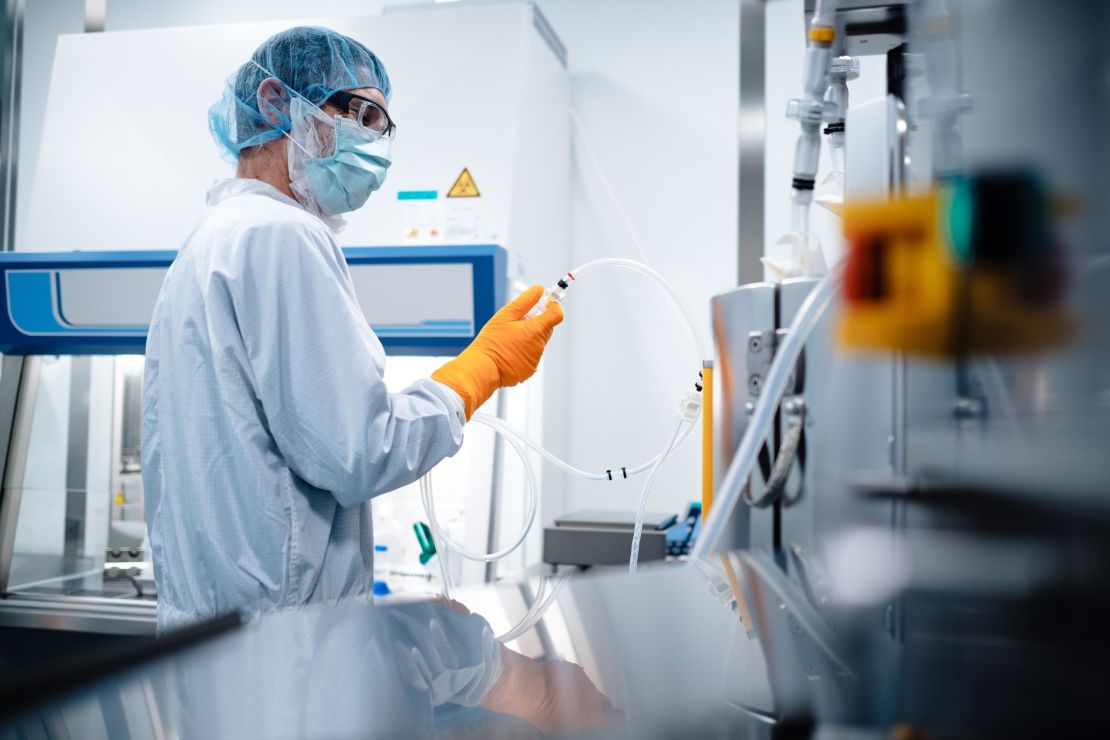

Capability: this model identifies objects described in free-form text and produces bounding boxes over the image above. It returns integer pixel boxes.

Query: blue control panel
[0,245,506,356]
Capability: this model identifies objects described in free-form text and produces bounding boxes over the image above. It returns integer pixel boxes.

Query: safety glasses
[325,90,396,138]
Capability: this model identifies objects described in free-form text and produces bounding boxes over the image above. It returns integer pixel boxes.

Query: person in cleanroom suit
[142,28,624,734]
[142,26,562,631]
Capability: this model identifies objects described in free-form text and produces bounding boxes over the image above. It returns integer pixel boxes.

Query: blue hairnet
[209,26,392,161]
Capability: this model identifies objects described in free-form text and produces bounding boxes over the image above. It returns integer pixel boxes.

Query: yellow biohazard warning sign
[446,167,481,198]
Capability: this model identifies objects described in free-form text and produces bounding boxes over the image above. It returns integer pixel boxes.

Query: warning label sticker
[446,167,481,198]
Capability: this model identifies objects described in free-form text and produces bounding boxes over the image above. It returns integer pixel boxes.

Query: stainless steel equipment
[708,1,1110,736]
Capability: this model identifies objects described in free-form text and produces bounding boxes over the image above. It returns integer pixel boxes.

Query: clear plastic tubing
[423,256,705,565]
[472,412,696,482]
[571,257,707,365]
[791,193,813,256]
[420,475,454,601]
[500,575,547,641]
[496,573,571,643]
[829,139,846,175]
[629,418,688,574]
[692,265,842,560]
[420,422,539,563]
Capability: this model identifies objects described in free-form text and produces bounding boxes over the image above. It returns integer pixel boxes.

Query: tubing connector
[678,385,703,424]
[785,98,838,128]
[786,0,841,186]
[524,274,573,319]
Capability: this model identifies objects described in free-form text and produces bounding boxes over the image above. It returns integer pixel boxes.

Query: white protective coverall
[142,178,465,631]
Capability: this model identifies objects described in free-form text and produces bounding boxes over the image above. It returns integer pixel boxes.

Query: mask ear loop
[281,123,313,158]
[248,60,342,159]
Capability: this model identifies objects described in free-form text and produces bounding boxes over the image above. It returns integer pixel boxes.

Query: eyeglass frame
[325,90,397,138]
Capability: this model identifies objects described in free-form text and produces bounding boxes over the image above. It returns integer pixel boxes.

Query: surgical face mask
[305,113,392,215]
[285,96,392,224]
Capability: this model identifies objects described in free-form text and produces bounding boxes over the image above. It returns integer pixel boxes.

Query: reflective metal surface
[0,354,37,594]
[0,559,774,739]
[0,0,23,253]
[0,591,154,636]
[737,0,766,283]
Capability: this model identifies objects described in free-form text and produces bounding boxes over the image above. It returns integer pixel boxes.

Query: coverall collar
[207,177,304,211]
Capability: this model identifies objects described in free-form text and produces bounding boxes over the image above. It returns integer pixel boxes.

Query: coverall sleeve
[387,603,504,708]
[227,219,466,507]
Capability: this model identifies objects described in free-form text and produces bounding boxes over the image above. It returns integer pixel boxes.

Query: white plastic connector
[785,98,838,126]
[828,55,860,83]
[677,387,703,423]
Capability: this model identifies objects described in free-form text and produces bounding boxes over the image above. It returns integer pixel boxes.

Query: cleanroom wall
[537,0,739,522]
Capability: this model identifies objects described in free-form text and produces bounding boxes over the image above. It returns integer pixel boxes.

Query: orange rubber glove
[432,285,564,419]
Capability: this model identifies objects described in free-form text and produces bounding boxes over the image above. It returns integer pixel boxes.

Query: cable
[741,422,803,509]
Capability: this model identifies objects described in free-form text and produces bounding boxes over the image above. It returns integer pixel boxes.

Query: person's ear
[256,77,290,126]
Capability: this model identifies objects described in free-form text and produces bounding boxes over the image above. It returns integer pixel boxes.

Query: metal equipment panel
[711,282,776,552]
[778,278,821,570]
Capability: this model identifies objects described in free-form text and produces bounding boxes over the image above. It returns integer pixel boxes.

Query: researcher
[141,27,563,632]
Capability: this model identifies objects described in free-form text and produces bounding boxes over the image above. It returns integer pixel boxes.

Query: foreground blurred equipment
[839,175,1073,356]
[701,0,1110,737]
[0,600,624,738]
[0,561,787,739]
